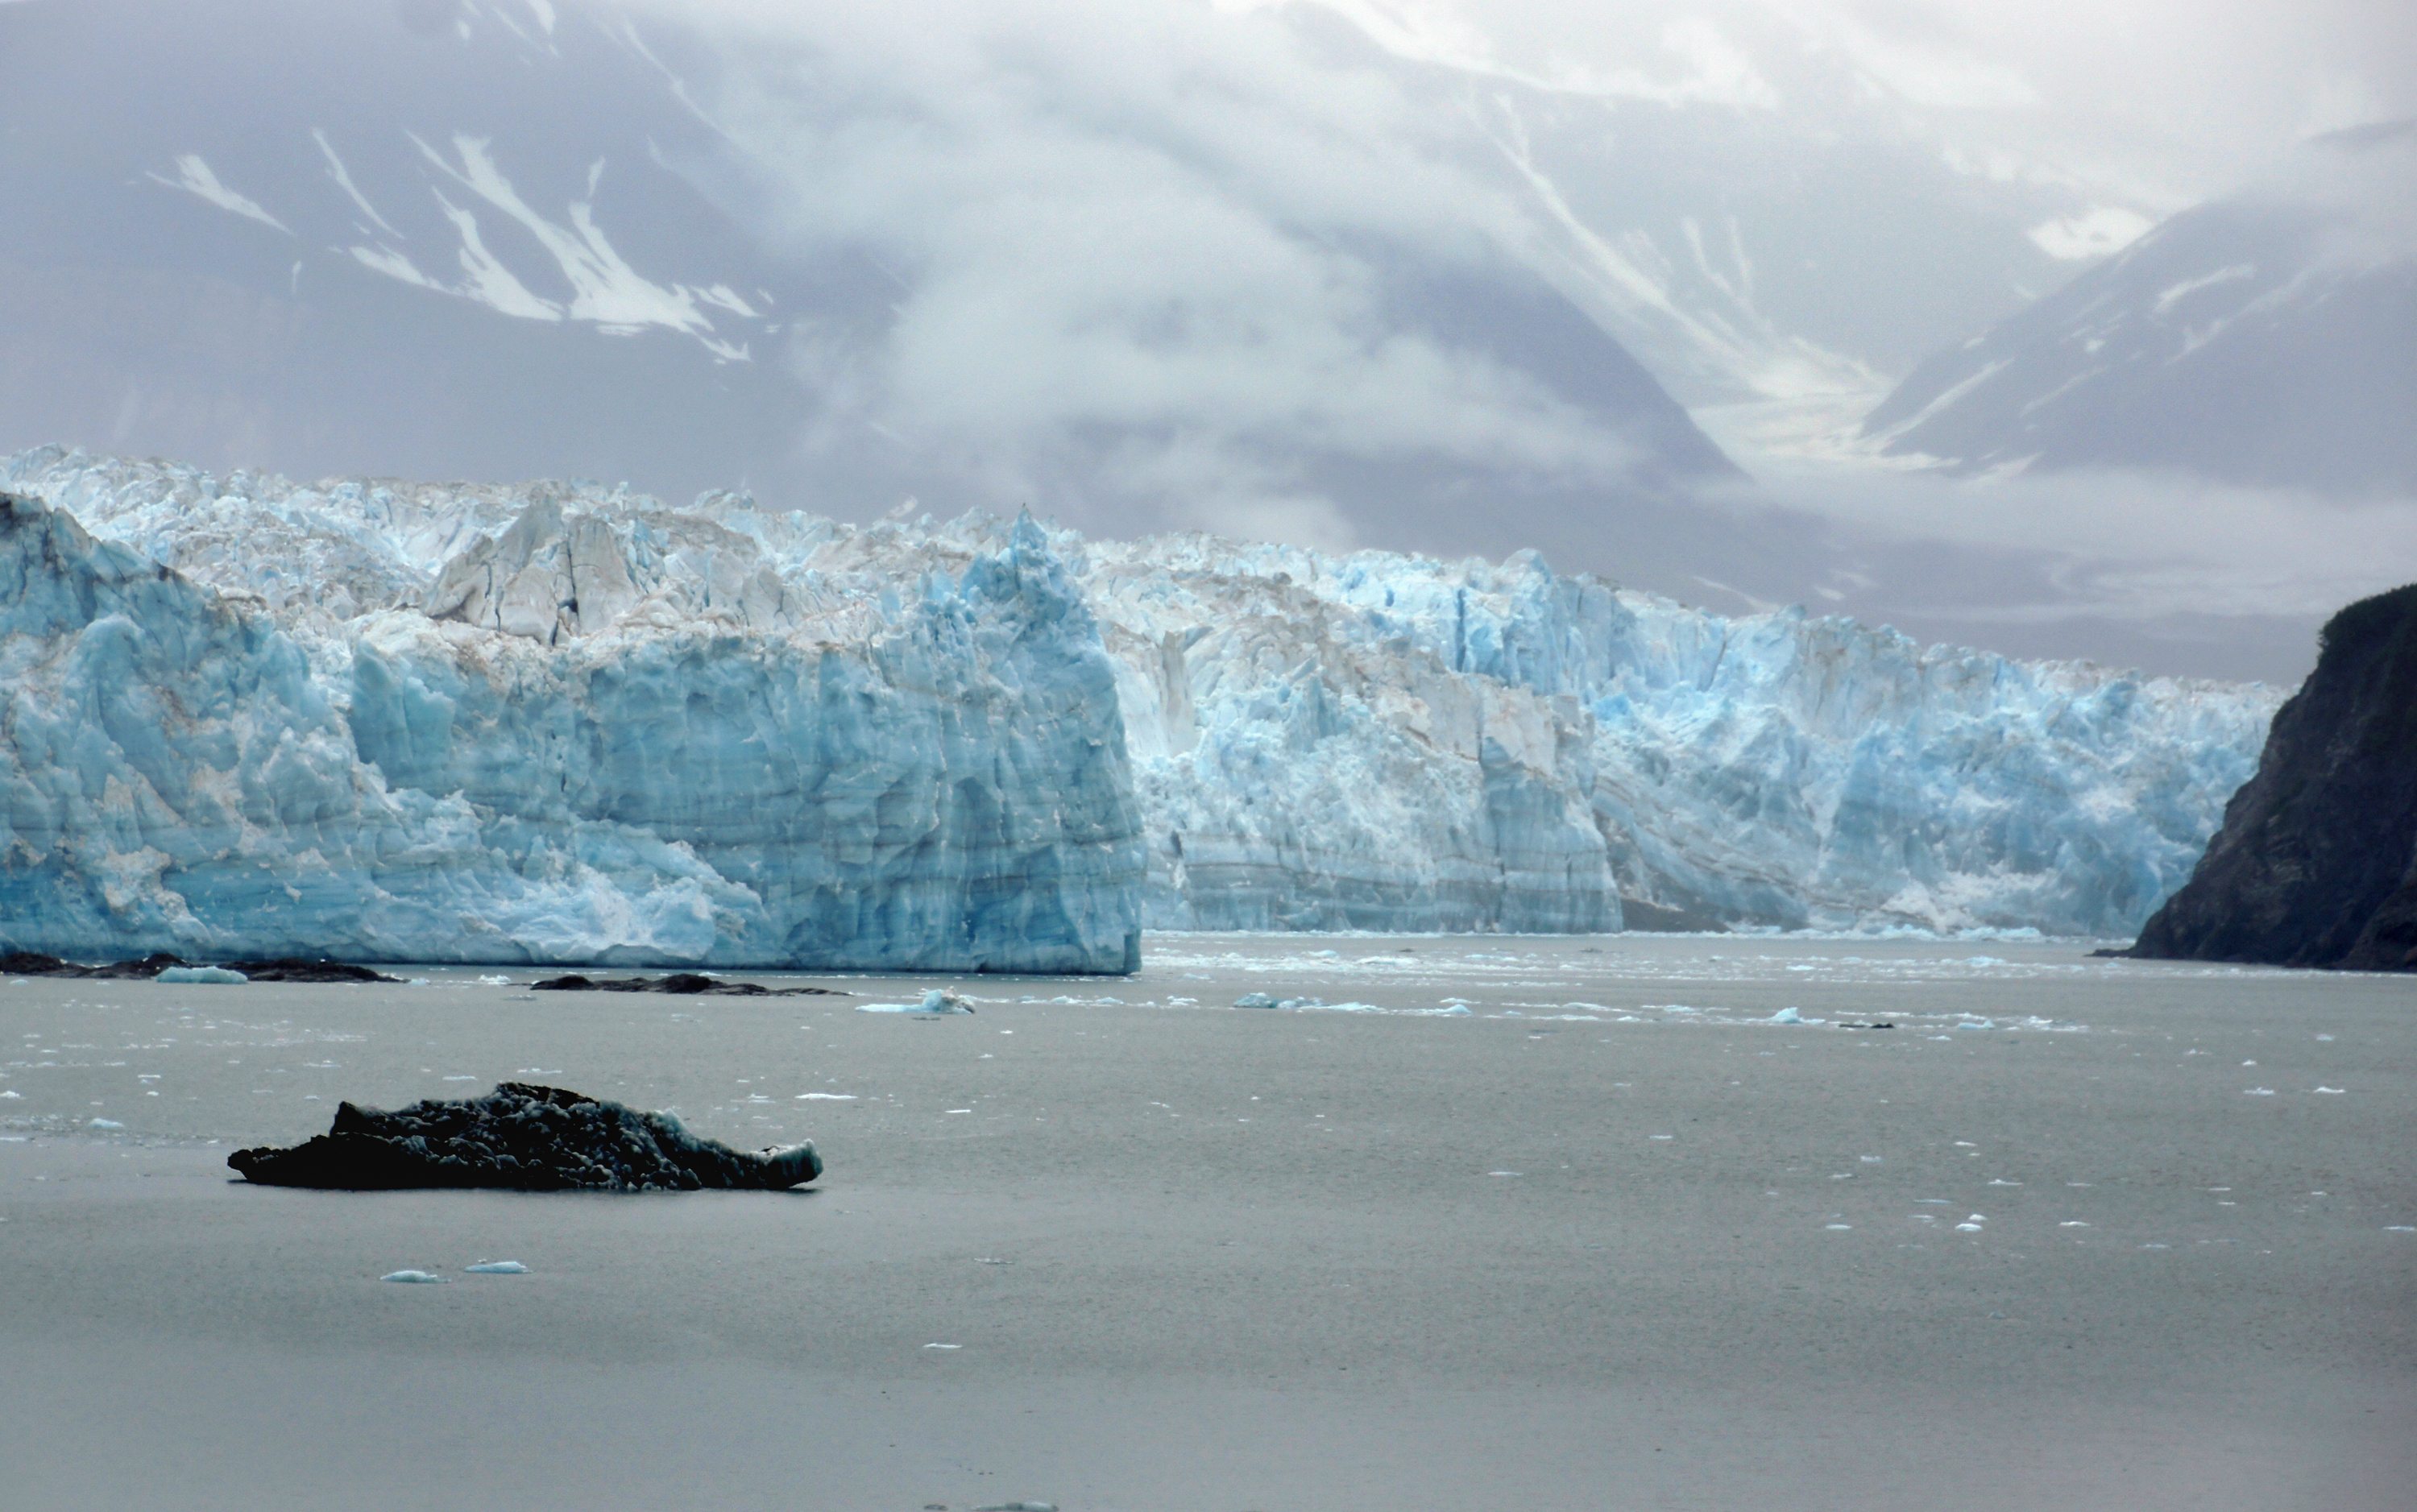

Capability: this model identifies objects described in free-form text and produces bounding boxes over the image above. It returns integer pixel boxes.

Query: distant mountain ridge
[0,0,1736,551]
[1863,123,2417,495]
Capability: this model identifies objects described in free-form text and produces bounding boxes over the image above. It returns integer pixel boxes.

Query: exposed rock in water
[223,958,402,983]
[0,951,400,981]
[227,1083,823,1191]
[529,973,847,996]
[2126,584,2417,971]
[0,950,193,979]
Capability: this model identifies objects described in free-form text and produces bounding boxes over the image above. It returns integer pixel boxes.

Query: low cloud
[640,0,1654,540]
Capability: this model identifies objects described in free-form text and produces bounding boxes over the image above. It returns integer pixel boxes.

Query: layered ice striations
[5,446,2278,950]
[0,449,1142,971]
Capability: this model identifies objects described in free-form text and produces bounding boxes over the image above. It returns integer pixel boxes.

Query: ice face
[3,446,2278,947]
[1089,535,2279,936]
[0,455,1142,971]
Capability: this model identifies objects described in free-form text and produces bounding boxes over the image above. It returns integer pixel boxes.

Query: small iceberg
[1768,1007,1802,1025]
[857,988,975,1014]
[158,966,247,985]
[463,1260,528,1274]
[380,1270,448,1284]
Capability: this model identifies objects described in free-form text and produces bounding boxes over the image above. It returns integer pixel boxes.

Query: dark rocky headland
[2126,583,2417,970]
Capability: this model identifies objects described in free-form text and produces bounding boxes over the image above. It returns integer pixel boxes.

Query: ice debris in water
[380,1270,447,1284]
[88,1116,125,1129]
[463,1261,528,1274]
[157,966,247,985]
[1769,1007,1801,1024]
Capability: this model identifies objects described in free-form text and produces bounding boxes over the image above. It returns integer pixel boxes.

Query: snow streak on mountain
[1864,124,2417,495]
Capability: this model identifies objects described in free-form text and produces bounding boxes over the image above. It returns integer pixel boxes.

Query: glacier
[2,446,2281,962]
[1088,534,2278,935]
[0,451,1142,971]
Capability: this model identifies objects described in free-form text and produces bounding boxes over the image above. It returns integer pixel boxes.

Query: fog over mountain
[1865,123,2417,495]
[2,0,2410,682]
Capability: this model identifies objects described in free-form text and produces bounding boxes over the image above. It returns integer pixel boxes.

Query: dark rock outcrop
[229,1082,823,1191]
[529,973,847,996]
[223,958,403,983]
[1,950,400,981]
[2127,584,2417,970]
[2,950,193,979]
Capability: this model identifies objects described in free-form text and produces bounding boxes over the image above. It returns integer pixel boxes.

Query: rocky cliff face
[2128,585,2417,970]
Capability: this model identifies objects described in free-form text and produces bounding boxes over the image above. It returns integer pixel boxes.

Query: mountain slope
[1862,124,2417,495]
[0,0,1737,553]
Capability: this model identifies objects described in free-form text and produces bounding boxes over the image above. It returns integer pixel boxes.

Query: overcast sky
[6,0,2411,681]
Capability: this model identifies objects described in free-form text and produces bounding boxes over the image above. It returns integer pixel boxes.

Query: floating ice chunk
[158,966,247,984]
[2312,1086,2345,1094]
[1826,1223,1852,1230]
[1859,1155,1883,1163]
[463,1260,528,1274]
[2142,1243,2170,1249]
[795,1092,856,1100]
[479,975,512,985]
[858,990,974,1014]
[1988,1179,2022,1187]
[0,1090,18,1099]
[1956,1017,1995,1030]
[1955,1223,1984,1232]
[380,1270,448,1283]
[2244,1087,2274,1096]
[1308,950,1339,959]
[1768,1007,1802,1024]
[1233,992,1279,1009]
[88,1116,124,1128]
[2387,1226,2415,1233]
[1487,1170,1522,1177]
[1432,1005,1473,1016]
[922,1342,963,1349]
[2059,1221,2090,1228]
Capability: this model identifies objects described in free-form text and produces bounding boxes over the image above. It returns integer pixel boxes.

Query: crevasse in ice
[2,446,2280,951]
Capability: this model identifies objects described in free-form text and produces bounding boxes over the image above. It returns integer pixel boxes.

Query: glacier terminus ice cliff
[2,447,2282,963]
[0,454,1142,971]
